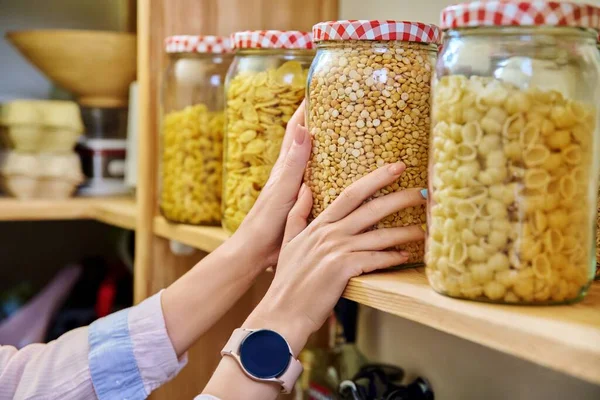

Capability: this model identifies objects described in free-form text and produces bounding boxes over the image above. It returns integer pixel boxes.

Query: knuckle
[365,199,383,217]
[374,227,389,243]
[341,185,357,202]
[283,153,299,170]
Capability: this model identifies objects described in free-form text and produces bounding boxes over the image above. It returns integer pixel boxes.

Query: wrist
[218,229,269,277]
[243,298,312,357]
[230,220,278,272]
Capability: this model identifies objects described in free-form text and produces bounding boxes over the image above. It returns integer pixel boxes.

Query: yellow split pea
[306,41,434,264]
[222,61,308,233]
[160,104,224,225]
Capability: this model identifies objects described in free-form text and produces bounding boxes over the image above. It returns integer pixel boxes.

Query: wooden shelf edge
[0,197,137,230]
[343,268,600,386]
[92,197,138,230]
[0,198,97,221]
[153,216,230,252]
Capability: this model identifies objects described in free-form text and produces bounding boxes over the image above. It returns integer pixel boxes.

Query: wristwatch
[221,328,303,394]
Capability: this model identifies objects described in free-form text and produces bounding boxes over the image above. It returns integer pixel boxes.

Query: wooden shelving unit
[0,197,137,230]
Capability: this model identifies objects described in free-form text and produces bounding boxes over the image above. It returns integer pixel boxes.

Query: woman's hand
[243,162,427,354]
[162,104,310,357]
[203,163,426,400]
[230,101,311,270]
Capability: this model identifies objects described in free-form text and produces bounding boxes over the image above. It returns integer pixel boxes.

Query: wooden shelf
[92,197,137,230]
[0,197,137,230]
[344,268,600,386]
[153,216,229,253]
[149,216,600,384]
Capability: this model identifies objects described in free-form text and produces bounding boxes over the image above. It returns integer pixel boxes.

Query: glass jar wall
[427,1,600,304]
[160,36,232,225]
[306,20,441,266]
[596,36,600,280]
[222,30,314,233]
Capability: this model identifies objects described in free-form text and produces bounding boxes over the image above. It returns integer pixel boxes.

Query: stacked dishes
[0,100,83,198]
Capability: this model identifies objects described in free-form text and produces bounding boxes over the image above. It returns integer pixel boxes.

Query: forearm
[162,232,266,357]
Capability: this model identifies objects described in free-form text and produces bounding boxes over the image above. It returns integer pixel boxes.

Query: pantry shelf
[153,216,230,252]
[0,196,137,230]
[344,268,600,386]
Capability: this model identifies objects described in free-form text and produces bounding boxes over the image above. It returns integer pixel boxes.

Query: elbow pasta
[222,61,308,233]
[306,41,436,264]
[427,75,597,303]
[160,104,224,225]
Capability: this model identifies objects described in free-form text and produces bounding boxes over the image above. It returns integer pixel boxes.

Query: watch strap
[221,328,249,355]
[221,328,302,394]
[278,354,303,393]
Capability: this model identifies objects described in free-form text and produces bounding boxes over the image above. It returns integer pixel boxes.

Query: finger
[267,125,311,205]
[278,99,306,160]
[347,250,410,276]
[342,188,426,233]
[282,184,313,245]
[319,162,406,223]
[349,225,425,252]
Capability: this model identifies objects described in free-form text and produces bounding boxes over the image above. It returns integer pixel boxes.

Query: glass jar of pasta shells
[306,20,442,266]
[427,1,600,304]
[222,30,314,233]
[160,35,233,225]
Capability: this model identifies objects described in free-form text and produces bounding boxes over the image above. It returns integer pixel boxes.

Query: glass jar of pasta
[222,30,314,233]
[306,20,442,266]
[427,1,600,304]
[160,35,233,225]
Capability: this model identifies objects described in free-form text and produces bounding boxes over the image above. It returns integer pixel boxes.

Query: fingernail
[420,188,428,199]
[399,250,410,257]
[294,124,305,145]
[388,162,405,175]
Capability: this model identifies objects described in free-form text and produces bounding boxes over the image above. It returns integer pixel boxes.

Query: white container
[0,100,83,152]
[77,138,129,196]
[0,151,83,199]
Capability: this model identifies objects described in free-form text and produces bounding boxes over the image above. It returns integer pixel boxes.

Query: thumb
[283,184,313,245]
[276,124,311,200]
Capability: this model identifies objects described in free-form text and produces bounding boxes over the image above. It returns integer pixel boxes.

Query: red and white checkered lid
[232,30,314,50]
[441,1,600,30]
[165,35,232,54]
[312,20,442,44]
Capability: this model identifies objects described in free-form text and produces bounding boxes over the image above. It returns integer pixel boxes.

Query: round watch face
[239,329,291,379]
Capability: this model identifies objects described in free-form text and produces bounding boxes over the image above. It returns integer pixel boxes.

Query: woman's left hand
[231,101,311,269]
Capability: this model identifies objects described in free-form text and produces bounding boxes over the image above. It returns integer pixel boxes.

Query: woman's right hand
[243,161,427,354]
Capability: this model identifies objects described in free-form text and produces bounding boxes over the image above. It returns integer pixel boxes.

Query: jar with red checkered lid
[305,20,442,267]
[159,35,233,225]
[427,1,600,304]
[222,30,314,233]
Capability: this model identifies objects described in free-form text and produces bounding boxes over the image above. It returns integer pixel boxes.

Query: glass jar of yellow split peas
[222,30,314,233]
[159,35,233,225]
[427,1,600,304]
[306,20,442,266]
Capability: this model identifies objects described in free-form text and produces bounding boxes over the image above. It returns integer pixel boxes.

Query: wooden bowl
[6,30,137,108]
